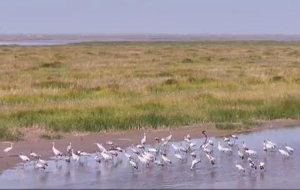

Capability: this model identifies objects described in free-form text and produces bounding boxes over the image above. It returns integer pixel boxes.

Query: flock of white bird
[2,130,295,174]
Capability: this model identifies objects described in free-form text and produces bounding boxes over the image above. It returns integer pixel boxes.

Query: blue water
[0,126,299,189]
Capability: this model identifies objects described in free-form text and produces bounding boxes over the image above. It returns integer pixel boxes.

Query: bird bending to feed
[259,162,265,170]
[236,164,245,172]
[238,148,244,160]
[190,158,201,170]
[206,153,215,165]
[129,159,138,169]
[242,141,249,151]
[190,151,196,158]
[154,160,164,167]
[278,149,290,157]
[227,141,234,147]
[174,153,184,161]
[285,143,294,154]
[30,151,39,159]
[231,134,238,140]
[245,149,258,157]
[223,137,230,142]
[3,143,13,153]
[38,157,48,166]
[36,162,46,170]
[161,153,172,165]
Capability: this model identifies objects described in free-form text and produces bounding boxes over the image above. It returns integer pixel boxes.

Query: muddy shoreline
[1,119,300,174]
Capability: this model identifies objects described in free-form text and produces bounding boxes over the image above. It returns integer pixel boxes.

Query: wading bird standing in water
[52,142,63,161]
[19,153,30,168]
[141,133,146,145]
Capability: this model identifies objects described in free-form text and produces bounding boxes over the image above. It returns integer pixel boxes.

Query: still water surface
[0,126,299,189]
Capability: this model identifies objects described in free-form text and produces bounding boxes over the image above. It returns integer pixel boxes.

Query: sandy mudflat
[0,119,299,174]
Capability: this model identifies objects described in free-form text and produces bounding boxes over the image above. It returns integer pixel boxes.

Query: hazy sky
[0,0,299,34]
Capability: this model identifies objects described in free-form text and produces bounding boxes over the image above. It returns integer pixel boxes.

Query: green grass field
[1,41,300,140]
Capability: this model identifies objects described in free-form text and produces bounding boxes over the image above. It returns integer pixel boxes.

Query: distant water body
[0,40,80,46]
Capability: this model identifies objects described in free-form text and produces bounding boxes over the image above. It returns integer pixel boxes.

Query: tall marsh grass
[1,42,300,140]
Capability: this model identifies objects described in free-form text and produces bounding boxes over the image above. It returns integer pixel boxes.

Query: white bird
[249,162,257,170]
[190,158,201,170]
[184,137,191,143]
[190,151,196,158]
[247,158,257,169]
[231,134,238,140]
[208,138,214,146]
[52,142,63,159]
[166,134,172,141]
[223,137,230,142]
[186,134,191,140]
[129,160,138,169]
[203,146,213,154]
[108,150,119,157]
[94,154,101,163]
[19,153,30,166]
[172,143,180,152]
[138,155,149,166]
[95,143,107,152]
[141,132,146,145]
[227,141,234,147]
[65,155,71,163]
[71,149,80,162]
[218,142,232,153]
[78,150,91,157]
[218,141,223,151]
[161,154,172,164]
[266,140,277,148]
[101,151,113,161]
[123,152,132,160]
[259,162,265,170]
[67,142,72,154]
[206,153,215,165]
[143,151,155,161]
[179,144,188,153]
[106,141,114,145]
[285,144,294,154]
[235,164,245,172]
[136,144,145,149]
[245,149,258,157]
[38,157,48,166]
[238,148,244,160]
[36,162,46,170]
[242,141,249,151]
[174,153,184,161]
[264,140,276,150]
[131,145,140,155]
[278,149,290,157]
[154,160,165,167]
[116,146,123,152]
[189,142,197,149]
[222,147,233,153]
[147,147,158,153]
[3,143,13,153]
[30,151,39,159]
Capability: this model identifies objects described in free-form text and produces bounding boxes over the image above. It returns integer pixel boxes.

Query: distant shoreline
[1,34,300,46]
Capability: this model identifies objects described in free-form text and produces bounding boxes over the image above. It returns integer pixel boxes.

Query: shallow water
[0,126,299,189]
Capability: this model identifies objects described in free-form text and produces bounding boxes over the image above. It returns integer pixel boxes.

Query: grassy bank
[1,41,300,140]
